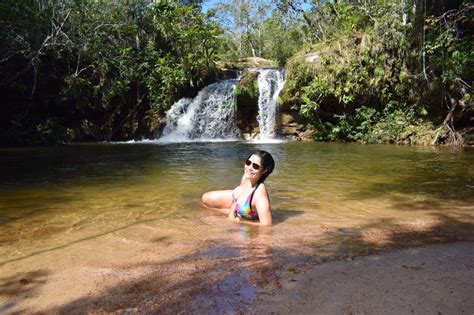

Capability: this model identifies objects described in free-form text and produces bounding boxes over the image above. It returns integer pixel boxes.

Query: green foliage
[0,0,222,145]
[236,72,259,99]
[260,13,306,66]
[213,0,305,65]
[311,104,435,144]
[424,3,474,99]
[287,2,413,111]
[368,104,435,145]
[282,0,472,144]
[308,106,378,142]
[35,118,76,145]
[2,0,471,146]
[6,118,75,146]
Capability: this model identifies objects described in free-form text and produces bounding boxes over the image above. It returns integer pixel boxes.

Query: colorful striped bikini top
[232,183,260,220]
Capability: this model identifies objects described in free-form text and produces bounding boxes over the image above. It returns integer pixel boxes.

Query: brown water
[0,142,473,313]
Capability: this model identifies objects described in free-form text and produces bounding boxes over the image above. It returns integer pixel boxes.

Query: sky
[201,0,313,14]
[201,0,221,13]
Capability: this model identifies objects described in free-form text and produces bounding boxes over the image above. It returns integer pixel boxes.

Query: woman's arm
[228,200,237,220]
[254,185,272,226]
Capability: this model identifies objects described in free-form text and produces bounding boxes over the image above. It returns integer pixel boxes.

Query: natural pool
[1,142,473,312]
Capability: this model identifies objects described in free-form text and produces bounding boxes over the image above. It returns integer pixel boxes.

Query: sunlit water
[0,142,473,312]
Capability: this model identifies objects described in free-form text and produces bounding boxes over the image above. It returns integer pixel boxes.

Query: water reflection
[0,142,473,312]
[1,142,473,257]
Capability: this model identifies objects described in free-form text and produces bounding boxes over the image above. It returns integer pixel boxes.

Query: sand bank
[256,242,474,314]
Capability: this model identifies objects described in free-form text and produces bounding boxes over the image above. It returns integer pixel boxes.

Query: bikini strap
[248,182,261,208]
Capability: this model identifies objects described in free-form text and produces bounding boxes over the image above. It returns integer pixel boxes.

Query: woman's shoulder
[255,182,269,196]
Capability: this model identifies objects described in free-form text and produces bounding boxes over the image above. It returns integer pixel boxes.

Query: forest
[0,0,472,146]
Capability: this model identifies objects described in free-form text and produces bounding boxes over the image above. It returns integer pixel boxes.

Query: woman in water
[202,150,275,226]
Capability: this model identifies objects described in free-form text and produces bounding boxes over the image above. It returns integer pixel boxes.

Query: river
[0,142,473,312]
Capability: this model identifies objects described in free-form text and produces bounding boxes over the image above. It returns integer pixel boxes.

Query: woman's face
[244,154,263,181]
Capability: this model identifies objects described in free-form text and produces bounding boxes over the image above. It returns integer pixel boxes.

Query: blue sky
[201,0,220,13]
[201,0,313,14]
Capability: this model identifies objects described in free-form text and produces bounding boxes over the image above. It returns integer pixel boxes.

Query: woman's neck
[245,178,259,188]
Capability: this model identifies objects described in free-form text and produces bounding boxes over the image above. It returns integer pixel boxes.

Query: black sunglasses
[245,159,261,170]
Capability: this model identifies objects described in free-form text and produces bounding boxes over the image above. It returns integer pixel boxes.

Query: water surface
[1,142,473,312]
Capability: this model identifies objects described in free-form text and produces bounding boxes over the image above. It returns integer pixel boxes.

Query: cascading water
[158,68,285,142]
[158,80,239,142]
[253,69,286,140]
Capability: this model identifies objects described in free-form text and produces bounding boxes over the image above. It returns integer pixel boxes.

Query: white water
[158,80,239,143]
[254,69,286,140]
[158,68,285,143]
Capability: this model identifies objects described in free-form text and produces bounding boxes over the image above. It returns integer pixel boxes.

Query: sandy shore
[255,242,474,314]
[1,239,473,314]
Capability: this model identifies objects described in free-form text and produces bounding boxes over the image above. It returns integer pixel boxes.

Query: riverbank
[1,241,472,314]
[256,241,474,314]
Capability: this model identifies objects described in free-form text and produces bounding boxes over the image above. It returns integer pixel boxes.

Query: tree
[213,0,272,58]
[0,0,223,145]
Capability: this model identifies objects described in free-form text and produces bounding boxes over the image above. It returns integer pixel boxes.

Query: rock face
[235,71,260,137]
[276,84,315,141]
[277,110,315,141]
[217,57,277,71]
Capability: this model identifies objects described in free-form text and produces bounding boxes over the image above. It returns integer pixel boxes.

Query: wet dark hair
[247,150,275,183]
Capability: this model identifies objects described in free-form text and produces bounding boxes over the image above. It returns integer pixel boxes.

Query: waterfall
[158,80,239,142]
[254,69,286,140]
[157,68,285,143]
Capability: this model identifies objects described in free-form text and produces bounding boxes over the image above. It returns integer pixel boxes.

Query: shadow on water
[0,219,159,267]
[24,212,474,314]
[13,227,277,314]
[347,176,474,206]
[0,269,50,313]
[342,147,474,207]
[0,142,230,191]
[272,209,305,225]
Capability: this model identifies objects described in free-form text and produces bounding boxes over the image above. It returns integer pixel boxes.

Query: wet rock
[299,130,316,140]
[242,132,259,141]
[142,109,167,138]
[276,112,315,141]
[236,71,260,134]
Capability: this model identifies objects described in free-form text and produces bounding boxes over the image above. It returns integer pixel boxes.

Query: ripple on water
[0,142,473,312]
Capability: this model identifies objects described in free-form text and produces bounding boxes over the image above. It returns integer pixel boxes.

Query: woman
[202,150,275,226]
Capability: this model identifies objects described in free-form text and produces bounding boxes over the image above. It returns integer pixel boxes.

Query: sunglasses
[245,159,261,170]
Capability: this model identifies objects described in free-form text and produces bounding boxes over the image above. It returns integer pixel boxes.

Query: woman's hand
[229,214,240,223]
[228,209,240,222]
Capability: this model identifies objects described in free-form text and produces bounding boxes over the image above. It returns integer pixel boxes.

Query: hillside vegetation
[0,0,221,145]
[0,0,472,146]
[278,1,473,145]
